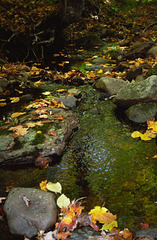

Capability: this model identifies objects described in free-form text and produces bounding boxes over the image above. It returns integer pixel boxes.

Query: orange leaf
[49,131,58,136]
[54,115,64,120]
[57,232,72,240]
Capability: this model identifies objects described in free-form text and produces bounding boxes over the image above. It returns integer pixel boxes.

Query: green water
[0,85,157,238]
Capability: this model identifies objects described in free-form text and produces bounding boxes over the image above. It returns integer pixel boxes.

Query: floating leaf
[140,132,152,141]
[46,182,62,194]
[131,131,142,138]
[57,194,70,208]
[11,112,26,118]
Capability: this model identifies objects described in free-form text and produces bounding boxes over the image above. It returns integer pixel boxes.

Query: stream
[0,62,157,239]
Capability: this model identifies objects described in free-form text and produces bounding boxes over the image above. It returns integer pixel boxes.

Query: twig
[143,21,157,32]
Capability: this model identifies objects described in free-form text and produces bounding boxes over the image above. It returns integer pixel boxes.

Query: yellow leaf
[57,194,70,208]
[0,102,7,107]
[101,220,118,231]
[57,89,67,93]
[34,80,45,87]
[37,131,42,134]
[140,132,152,141]
[97,69,103,74]
[46,182,62,194]
[10,97,20,103]
[147,119,157,132]
[42,91,51,95]
[11,112,26,118]
[40,180,48,191]
[153,155,157,158]
[131,131,142,138]
[0,99,6,102]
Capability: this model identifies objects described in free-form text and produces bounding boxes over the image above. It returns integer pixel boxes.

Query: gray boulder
[135,228,157,240]
[147,46,157,58]
[95,77,127,95]
[4,188,57,238]
[125,102,157,123]
[125,41,155,60]
[113,75,157,108]
[57,95,77,108]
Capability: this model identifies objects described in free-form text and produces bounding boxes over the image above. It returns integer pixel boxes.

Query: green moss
[31,133,45,145]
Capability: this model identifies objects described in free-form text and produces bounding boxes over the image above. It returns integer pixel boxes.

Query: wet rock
[4,187,57,238]
[0,109,79,165]
[126,66,142,81]
[68,88,81,98]
[134,228,157,240]
[125,41,156,60]
[85,64,113,72]
[113,75,157,108]
[57,95,77,108]
[146,46,157,58]
[95,77,127,95]
[125,102,157,123]
[100,28,108,38]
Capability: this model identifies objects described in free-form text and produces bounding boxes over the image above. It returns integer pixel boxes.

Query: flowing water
[0,77,157,238]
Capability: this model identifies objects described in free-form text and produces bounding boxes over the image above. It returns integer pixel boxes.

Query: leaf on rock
[11,112,26,118]
[26,121,43,128]
[101,220,118,231]
[34,80,45,87]
[57,231,72,240]
[119,228,132,240]
[46,182,62,194]
[10,97,20,103]
[49,131,58,136]
[57,89,67,92]
[40,180,48,191]
[9,125,28,138]
[57,194,70,208]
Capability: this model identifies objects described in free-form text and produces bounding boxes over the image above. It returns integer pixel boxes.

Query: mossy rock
[146,64,157,78]
[76,33,104,49]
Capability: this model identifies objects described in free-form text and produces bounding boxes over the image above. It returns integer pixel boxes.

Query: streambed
[0,84,157,239]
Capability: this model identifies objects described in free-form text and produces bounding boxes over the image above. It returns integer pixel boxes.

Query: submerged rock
[135,228,157,240]
[125,102,157,123]
[3,187,57,238]
[113,75,157,108]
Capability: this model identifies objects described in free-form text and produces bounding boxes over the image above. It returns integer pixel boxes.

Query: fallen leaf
[57,194,70,208]
[11,112,26,118]
[23,195,31,207]
[34,80,45,87]
[57,89,67,93]
[49,131,58,136]
[40,180,48,191]
[46,182,62,194]
[131,131,142,138]
[140,132,152,141]
[10,97,20,103]
[57,231,72,240]
[54,116,64,120]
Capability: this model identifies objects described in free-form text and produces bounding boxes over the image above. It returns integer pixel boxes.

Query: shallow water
[0,85,157,239]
